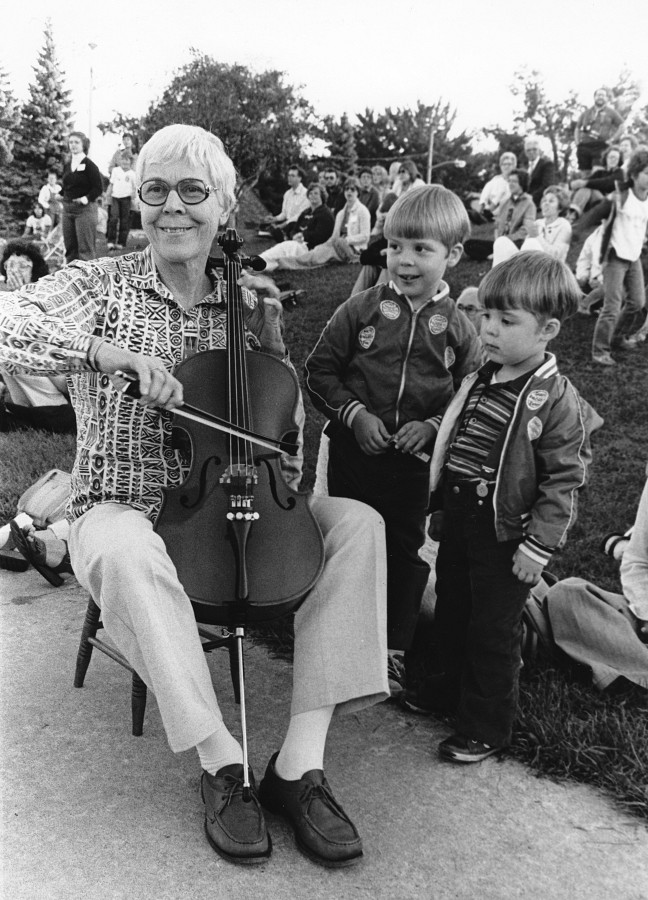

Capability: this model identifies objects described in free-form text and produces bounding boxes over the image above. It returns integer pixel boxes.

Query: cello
[135,229,325,794]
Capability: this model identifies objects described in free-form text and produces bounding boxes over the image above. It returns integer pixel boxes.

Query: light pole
[88,43,98,138]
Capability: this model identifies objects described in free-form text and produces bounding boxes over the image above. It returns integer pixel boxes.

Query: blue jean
[433,481,530,747]
[62,201,98,263]
[107,197,132,246]
[592,249,646,355]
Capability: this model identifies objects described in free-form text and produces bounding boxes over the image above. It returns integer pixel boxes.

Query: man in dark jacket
[524,136,557,209]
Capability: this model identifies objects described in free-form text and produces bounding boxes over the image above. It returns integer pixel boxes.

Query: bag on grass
[16,469,71,528]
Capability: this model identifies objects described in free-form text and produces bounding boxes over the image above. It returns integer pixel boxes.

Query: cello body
[154,344,324,625]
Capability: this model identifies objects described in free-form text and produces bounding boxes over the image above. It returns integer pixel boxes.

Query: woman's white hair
[136,124,237,215]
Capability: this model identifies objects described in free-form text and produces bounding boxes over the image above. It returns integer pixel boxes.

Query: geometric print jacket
[0,246,290,522]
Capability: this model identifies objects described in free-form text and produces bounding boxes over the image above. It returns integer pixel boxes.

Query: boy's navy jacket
[304,281,482,436]
[429,354,604,565]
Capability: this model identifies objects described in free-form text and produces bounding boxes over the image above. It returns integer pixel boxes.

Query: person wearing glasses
[61,131,104,263]
[0,124,389,869]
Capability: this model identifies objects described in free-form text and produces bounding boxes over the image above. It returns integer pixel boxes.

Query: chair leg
[131,672,148,737]
[74,596,101,688]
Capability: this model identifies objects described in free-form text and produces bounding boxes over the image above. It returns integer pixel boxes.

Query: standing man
[261,166,309,243]
[574,89,624,174]
[524,136,556,209]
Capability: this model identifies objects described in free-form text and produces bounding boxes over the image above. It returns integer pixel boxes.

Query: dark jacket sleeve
[585,167,623,194]
[531,159,557,207]
[304,300,363,425]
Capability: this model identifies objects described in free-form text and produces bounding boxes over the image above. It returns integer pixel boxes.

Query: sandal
[9,521,72,587]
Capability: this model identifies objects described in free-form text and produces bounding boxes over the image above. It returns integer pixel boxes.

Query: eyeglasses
[138,179,214,206]
[398,169,407,174]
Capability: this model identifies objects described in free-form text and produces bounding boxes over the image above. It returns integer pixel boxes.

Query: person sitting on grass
[259,183,334,272]
[416,252,602,763]
[0,241,76,433]
[260,165,310,243]
[493,185,572,265]
[22,204,52,240]
[463,169,536,263]
[468,151,517,224]
[259,177,371,272]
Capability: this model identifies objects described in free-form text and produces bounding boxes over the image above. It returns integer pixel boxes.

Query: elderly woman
[0,124,388,867]
[60,131,103,263]
[259,182,334,271]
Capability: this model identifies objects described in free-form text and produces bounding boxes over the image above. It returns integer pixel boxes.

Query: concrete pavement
[1,568,647,900]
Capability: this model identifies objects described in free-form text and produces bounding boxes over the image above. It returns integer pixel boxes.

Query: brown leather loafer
[259,753,363,868]
[201,764,271,865]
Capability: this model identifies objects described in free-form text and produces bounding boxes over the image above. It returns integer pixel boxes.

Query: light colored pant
[69,498,389,752]
[593,251,646,355]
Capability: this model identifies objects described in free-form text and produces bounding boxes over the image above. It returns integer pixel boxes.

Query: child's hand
[512,547,544,585]
[393,421,435,454]
[351,410,391,455]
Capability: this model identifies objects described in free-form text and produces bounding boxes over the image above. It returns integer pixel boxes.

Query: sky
[2,0,647,170]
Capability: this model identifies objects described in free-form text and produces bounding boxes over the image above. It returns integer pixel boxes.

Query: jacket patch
[527,416,543,440]
[358,326,375,349]
[444,346,455,368]
[428,314,448,335]
[526,389,549,411]
[380,299,401,320]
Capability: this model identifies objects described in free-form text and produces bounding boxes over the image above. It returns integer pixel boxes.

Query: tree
[507,66,644,178]
[323,100,479,195]
[509,68,581,177]
[140,52,314,191]
[320,112,357,175]
[11,19,72,221]
[0,67,21,227]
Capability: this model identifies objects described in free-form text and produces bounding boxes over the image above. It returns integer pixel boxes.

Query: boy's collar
[388,279,450,306]
[476,351,558,384]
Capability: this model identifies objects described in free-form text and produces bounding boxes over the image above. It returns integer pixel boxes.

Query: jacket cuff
[518,535,554,568]
[340,400,366,429]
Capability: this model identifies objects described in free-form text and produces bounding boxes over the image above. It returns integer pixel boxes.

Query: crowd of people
[0,88,647,870]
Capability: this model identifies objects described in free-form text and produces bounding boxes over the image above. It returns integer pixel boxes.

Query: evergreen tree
[11,19,73,222]
[321,113,358,175]
[0,67,21,227]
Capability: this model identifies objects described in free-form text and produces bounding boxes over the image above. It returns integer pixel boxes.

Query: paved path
[1,569,647,900]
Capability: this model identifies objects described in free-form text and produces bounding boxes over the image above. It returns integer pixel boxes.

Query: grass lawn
[1,218,647,819]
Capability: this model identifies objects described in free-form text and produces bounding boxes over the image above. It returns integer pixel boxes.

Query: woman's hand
[527,221,540,239]
[351,409,391,455]
[94,342,183,410]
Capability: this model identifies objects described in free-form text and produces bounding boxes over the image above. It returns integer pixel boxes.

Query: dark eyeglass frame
[137,178,214,206]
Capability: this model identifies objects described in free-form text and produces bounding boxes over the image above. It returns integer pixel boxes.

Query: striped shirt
[446,362,532,480]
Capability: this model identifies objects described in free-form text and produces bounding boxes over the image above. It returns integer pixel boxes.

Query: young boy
[106,152,137,251]
[423,251,603,763]
[305,185,482,655]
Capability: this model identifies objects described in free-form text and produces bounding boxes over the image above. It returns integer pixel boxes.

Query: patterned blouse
[0,246,299,521]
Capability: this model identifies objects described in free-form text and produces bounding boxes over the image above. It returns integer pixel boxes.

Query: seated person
[357,168,381,228]
[260,177,371,271]
[321,166,345,215]
[0,241,76,433]
[37,170,63,228]
[260,165,310,242]
[22,204,52,240]
[260,183,334,271]
[494,185,572,265]
[468,151,516,224]
[569,145,624,222]
[463,170,536,262]
[575,224,605,315]
[371,165,391,203]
